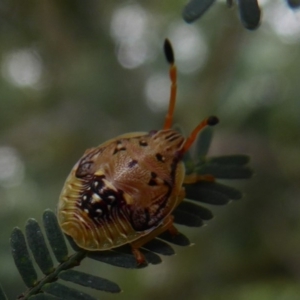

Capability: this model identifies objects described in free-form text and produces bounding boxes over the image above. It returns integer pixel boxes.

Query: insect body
[58,40,218,264]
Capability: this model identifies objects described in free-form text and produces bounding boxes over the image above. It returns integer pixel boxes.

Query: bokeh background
[1,0,300,299]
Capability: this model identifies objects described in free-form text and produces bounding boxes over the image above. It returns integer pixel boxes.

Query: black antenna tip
[207,116,219,126]
[164,39,174,64]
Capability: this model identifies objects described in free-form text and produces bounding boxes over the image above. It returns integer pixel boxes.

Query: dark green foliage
[196,155,253,179]
[143,238,175,256]
[177,201,214,221]
[0,285,7,300]
[174,209,204,227]
[59,270,121,293]
[43,210,68,263]
[193,127,214,159]
[2,127,252,299]
[42,283,97,300]
[29,294,60,300]
[25,219,54,275]
[182,0,216,23]
[87,249,140,269]
[141,249,162,265]
[10,228,38,287]
[185,181,243,204]
[205,155,250,166]
[286,0,300,8]
[158,231,191,247]
[237,0,261,30]
[182,0,299,29]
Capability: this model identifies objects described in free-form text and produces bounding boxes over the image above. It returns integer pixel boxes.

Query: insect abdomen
[58,168,144,250]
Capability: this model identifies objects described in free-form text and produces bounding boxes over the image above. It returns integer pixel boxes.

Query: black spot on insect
[151,172,157,178]
[139,140,148,147]
[128,160,138,168]
[155,153,165,162]
[148,172,158,186]
[148,178,157,186]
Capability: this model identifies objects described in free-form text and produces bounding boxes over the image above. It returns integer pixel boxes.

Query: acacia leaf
[205,155,250,166]
[176,201,214,220]
[0,285,7,300]
[197,164,253,179]
[87,250,142,269]
[182,0,216,23]
[158,231,191,246]
[173,209,204,227]
[28,294,60,300]
[42,282,97,300]
[43,210,68,263]
[26,219,54,275]
[59,270,121,293]
[142,238,175,256]
[10,227,37,287]
[286,0,300,8]
[238,0,261,30]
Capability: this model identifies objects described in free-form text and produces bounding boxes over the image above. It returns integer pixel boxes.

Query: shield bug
[57,39,219,265]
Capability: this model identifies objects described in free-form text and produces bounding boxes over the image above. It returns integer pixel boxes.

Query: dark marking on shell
[77,175,127,223]
[128,159,138,168]
[151,172,157,178]
[155,153,165,162]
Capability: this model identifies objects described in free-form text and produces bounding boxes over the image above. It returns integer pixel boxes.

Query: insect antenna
[180,116,219,154]
[163,39,219,154]
[163,39,177,130]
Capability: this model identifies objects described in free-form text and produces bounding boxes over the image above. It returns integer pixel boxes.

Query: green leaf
[176,201,214,220]
[42,282,97,300]
[287,0,300,8]
[43,210,68,263]
[29,294,60,300]
[158,231,191,246]
[182,0,216,23]
[59,270,121,293]
[196,164,253,179]
[205,155,250,166]
[26,219,54,275]
[65,235,83,253]
[238,0,261,30]
[193,127,214,159]
[173,209,204,227]
[140,248,162,265]
[87,250,142,269]
[10,227,38,287]
[142,238,175,256]
[186,181,243,201]
[0,285,7,300]
[185,185,230,205]
[116,245,162,265]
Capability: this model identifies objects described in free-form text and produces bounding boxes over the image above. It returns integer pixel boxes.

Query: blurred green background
[1,0,300,299]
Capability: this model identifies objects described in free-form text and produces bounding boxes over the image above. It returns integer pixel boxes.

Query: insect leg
[130,214,176,265]
[183,173,215,184]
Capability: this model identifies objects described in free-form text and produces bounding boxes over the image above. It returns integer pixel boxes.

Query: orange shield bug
[58,39,219,265]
